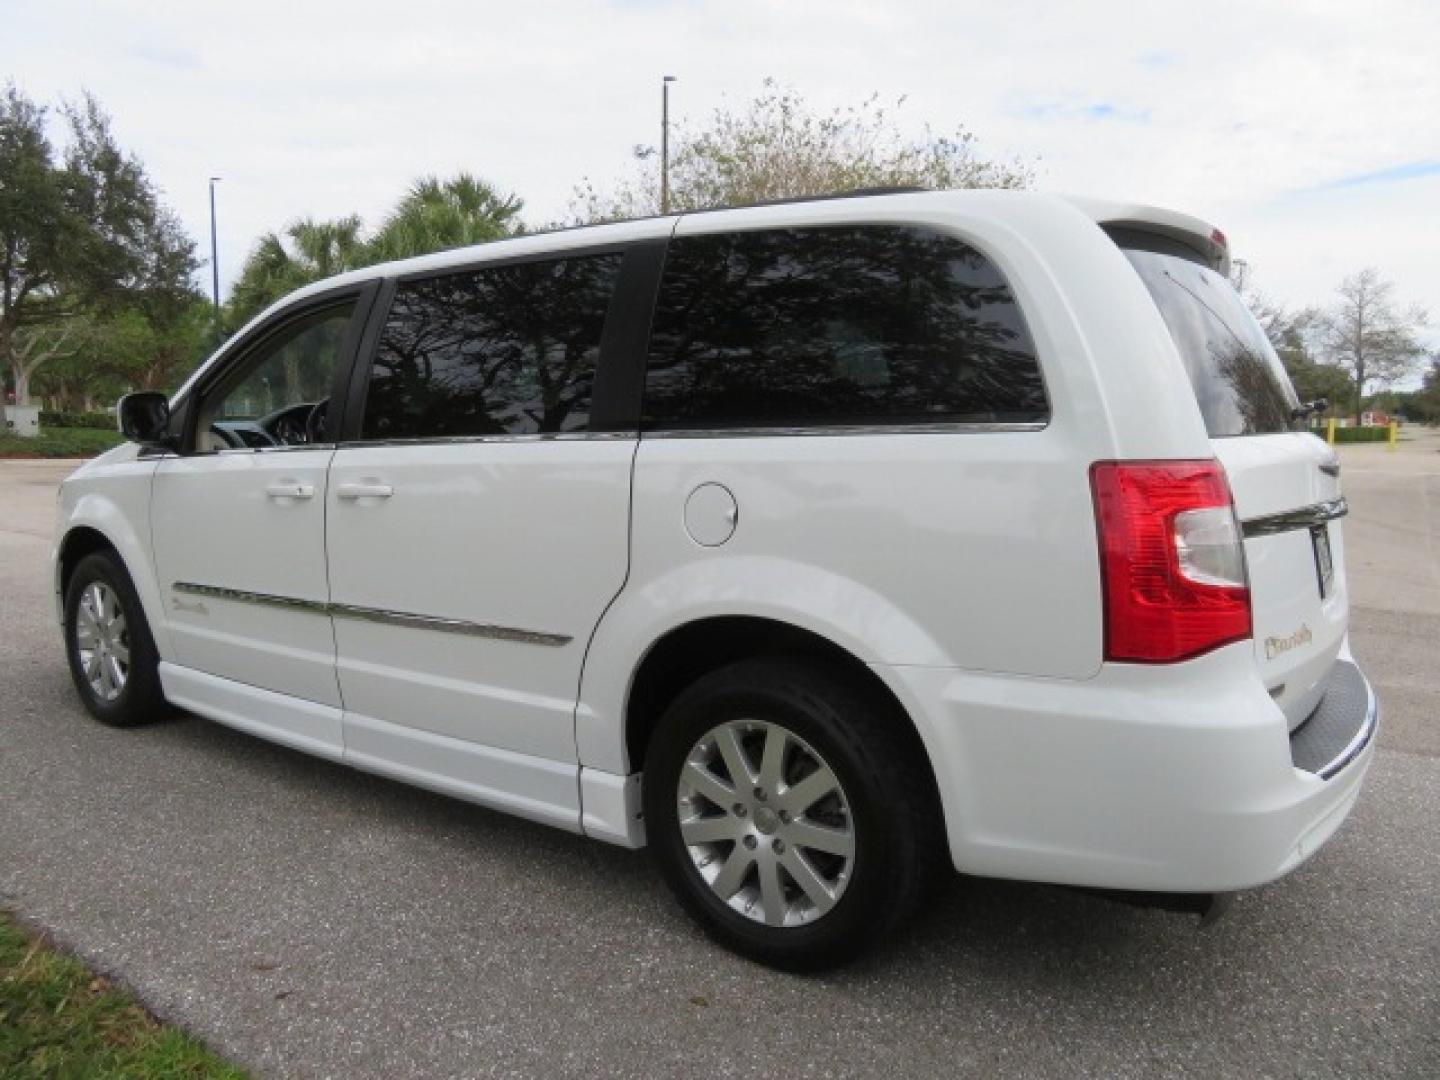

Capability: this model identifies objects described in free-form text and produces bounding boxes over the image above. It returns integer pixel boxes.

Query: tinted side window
[643,226,1046,429]
[362,253,623,439]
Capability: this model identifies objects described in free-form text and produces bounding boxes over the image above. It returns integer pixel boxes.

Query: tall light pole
[660,76,677,214]
[208,176,222,313]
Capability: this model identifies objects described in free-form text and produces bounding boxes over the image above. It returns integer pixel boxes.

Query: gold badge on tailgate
[1265,623,1312,660]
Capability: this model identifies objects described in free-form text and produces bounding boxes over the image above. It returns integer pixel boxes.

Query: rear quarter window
[1119,243,1299,437]
[643,225,1048,430]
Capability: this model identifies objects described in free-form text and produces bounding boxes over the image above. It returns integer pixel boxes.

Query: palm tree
[224,174,524,328]
[227,215,367,326]
[368,174,523,263]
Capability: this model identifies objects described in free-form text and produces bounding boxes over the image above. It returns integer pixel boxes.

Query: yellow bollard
[1389,420,1399,451]
[1326,417,1337,445]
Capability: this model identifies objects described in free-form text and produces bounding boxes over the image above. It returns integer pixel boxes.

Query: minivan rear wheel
[644,656,939,970]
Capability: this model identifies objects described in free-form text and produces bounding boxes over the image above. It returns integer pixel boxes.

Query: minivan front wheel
[64,550,166,727]
[644,657,939,970]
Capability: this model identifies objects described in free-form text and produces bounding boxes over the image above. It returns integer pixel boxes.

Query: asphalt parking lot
[2,434,1438,1079]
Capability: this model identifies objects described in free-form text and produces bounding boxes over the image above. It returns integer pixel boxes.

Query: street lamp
[208,176,222,312]
[661,76,677,214]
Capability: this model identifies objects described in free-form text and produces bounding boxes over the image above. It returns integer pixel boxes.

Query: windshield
[1122,246,1299,437]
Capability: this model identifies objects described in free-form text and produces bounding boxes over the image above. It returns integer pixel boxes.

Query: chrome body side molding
[1242,497,1348,539]
[326,603,572,646]
[172,581,326,614]
[170,582,572,646]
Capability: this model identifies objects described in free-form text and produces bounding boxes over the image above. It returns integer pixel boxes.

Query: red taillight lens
[1090,460,1251,663]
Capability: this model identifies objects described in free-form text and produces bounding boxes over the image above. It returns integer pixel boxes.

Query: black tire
[63,549,167,727]
[644,655,942,971]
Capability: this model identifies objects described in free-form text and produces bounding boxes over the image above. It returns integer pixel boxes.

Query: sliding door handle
[335,482,394,501]
[265,482,315,500]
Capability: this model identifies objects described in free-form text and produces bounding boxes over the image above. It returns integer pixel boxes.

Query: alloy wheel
[74,581,129,702]
[676,719,856,927]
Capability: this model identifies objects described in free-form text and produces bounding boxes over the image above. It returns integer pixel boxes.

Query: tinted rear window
[362,253,622,439]
[644,225,1047,429]
[1121,246,1299,437]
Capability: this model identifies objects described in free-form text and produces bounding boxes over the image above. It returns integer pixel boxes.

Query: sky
[4,0,1438,353]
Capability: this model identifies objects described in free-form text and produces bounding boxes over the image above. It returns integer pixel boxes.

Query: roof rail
[687,186,930,215]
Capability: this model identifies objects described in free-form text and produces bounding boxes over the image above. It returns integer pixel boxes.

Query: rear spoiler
[1064,197,1231,278]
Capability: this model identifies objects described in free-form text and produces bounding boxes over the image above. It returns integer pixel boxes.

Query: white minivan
[55,189,1377,969]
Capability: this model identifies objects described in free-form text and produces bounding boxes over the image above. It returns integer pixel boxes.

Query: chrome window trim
[339,431,635,449]
[170,583,571,647]
[1241,497,1348,539]
[640,420,1049,439]
[204,443,339,456]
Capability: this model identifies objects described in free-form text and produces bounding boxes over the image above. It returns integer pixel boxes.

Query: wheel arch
[616,615,946,843]
[55,496,170,659]
[56,525,118,604]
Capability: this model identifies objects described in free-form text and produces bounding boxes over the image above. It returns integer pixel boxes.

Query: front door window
[197,304,355,451]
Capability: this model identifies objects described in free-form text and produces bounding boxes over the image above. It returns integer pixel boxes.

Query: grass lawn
[0,428,128,458]
[0,912,246,1079]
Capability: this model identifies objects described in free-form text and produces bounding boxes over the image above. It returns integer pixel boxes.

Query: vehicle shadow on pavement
[144,700,1201,971]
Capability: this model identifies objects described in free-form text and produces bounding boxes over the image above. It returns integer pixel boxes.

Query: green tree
[1287,357,1354,417]
[1235,269,1349,417]
[1406,357,1440,423]
[1,83,197,405]
[368,173,523,263]
[226,215,367,327]
[1317,268,1428,424]
[226,173,523,326]
[1,84,68,397]
[49,299,214,404]
[570,79,1033,223]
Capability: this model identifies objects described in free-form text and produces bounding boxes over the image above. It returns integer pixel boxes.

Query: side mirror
[117,392,171,445]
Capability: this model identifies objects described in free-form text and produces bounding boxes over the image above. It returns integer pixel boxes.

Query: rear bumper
[1289,660,1377,779]
[875,641,1378,893]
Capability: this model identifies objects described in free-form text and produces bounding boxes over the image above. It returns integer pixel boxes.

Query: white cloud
[3,0,1437,345]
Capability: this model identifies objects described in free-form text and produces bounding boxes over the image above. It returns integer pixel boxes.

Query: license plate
[1311,525,1334,598]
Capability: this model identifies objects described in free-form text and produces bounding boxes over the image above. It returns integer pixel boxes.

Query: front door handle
[265,481,315,500]
[335,482,394,501]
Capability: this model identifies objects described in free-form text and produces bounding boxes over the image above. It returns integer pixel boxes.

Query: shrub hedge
[1329,425,1392,443]
[0,428,127,457]
[38,410,115,430]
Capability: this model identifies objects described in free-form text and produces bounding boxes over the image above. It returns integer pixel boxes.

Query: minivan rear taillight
[1090,460,1251,663]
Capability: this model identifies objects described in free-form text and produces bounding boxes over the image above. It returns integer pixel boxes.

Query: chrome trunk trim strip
[170,583,571,646]
[1241,497,1348,539]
